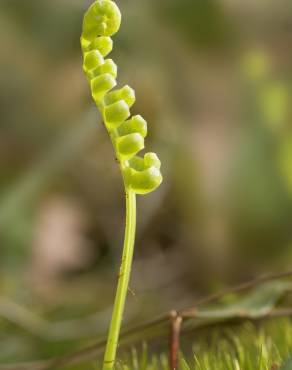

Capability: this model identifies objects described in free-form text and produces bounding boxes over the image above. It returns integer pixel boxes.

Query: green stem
[102,188,136,370]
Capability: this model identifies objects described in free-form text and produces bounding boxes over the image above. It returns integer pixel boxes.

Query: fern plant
[80,1,163,369]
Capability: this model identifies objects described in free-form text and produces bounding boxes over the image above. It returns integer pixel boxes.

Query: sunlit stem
[102,188,136,370]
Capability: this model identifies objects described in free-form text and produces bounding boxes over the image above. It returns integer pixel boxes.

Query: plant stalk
[102,189,136,370]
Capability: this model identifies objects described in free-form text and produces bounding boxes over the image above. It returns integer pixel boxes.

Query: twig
[169,311,182,370]
[1,270,292,370]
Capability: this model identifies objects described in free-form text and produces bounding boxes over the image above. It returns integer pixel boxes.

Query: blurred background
[1,0,292,364]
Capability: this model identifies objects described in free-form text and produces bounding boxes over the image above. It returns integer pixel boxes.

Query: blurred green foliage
[156,0,234,49]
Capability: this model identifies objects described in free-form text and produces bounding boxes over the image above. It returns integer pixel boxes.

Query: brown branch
[169,311,182,370]
[1,270,292,370]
